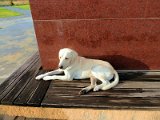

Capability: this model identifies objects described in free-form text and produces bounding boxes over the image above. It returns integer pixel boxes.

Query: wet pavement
[0,6,38,84]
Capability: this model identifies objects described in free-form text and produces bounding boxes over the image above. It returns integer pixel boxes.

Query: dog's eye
[59,57,61,59]
[65,58,69,60]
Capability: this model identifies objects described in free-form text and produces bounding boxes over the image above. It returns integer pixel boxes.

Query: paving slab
[0,6,38,84]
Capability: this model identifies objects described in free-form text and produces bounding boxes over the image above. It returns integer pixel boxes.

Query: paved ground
[0,6,38,84]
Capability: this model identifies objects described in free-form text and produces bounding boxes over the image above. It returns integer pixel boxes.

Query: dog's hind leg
[93,79,109,91]
[91,66,114,91]
[79,76,97,95]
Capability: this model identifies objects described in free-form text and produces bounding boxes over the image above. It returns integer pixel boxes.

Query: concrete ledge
[0,105,160,120]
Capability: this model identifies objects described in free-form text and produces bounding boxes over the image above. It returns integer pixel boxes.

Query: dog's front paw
[43,76,53,81]
[93,86,100,92]
[35,74,44,80]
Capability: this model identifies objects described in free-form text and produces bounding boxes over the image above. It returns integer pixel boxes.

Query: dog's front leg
[43,75,72,81]
[36,69,63,80]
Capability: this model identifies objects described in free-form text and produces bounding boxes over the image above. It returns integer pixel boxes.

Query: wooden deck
[0,52,160,109]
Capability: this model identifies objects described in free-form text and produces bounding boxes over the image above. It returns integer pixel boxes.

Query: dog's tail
[102,70,119,90]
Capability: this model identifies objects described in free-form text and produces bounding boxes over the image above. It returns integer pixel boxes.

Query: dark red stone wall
[29,0,160,70]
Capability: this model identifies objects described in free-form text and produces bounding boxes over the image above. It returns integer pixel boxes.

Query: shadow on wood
[87,55,150,70]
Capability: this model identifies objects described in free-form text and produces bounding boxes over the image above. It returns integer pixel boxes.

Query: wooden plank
[0,58,41,105]
[26,80,51,107]
[26,69,65,106]
[0,52,39,102]
[42,79,160,109]
[49,71,160,90]
[42,95,160,109]
[118,70,160,74]
[45,81,160,98]
[46,87,160,98]
[132,78,160,81]
[13,70,45,106]
[0,52,39,95]
[51,80,160,89]
[116,81,160,89]
[118,71,160,81]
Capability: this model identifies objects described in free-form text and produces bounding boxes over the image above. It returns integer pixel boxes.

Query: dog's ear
[70,50,78,63]
[72,50,78,58]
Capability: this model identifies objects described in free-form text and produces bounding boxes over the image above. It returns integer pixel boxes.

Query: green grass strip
[14,5,30,10]
[0,7,21,18]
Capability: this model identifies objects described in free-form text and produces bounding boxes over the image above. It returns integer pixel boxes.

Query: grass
[0,7,21,18]
[14,5,30,10]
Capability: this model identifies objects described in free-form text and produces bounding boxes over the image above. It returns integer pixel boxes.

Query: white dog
[36,48,119,94]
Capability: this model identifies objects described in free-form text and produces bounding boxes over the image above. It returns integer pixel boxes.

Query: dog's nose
[59,65,63,69]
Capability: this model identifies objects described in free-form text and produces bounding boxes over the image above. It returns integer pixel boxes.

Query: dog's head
[58,48,78,69]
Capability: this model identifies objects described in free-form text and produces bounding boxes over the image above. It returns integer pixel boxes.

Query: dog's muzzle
[59,65,63,69]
